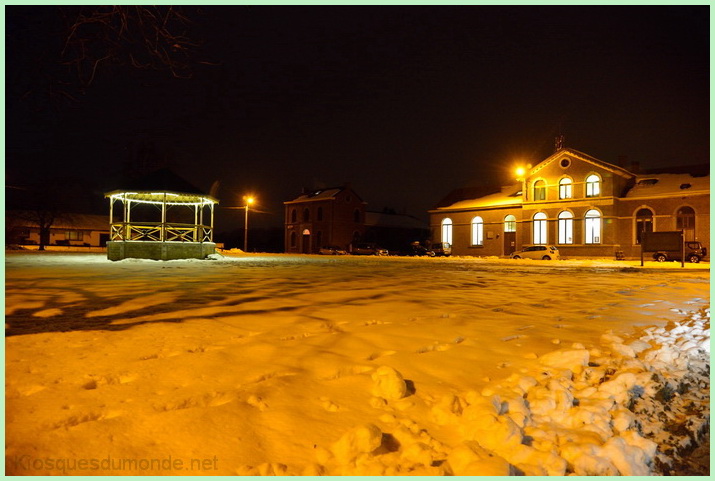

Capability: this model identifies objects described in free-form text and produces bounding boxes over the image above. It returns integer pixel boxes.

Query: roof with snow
[364,212,429,229]
[104,168,217,204]
[624,173,710,198]
[7,212,109,231]
[432,183,524,212]
[284,185,364,204]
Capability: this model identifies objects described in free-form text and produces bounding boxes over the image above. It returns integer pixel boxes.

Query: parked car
[319,245,348,255]
[352,243,389,256]
[653,241,707,263]
[431,242,452,257]
[407,242,435,257]
[510,245,560,260]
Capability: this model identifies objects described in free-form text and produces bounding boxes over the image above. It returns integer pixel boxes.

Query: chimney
[554,135,565,152]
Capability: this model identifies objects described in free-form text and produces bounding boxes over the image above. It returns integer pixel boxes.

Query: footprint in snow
[247,394,268,411]
[319,396,340,412]
[366,350,396,361]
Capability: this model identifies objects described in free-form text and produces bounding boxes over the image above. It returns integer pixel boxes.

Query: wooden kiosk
[105,169,218,261]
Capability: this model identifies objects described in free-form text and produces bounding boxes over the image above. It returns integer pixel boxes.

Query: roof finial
[555,134,565,152]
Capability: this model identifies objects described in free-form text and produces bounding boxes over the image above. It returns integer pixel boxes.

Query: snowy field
[5,251,710,475]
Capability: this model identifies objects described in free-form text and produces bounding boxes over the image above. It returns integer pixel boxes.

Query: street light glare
[515,167,526,178]
[244,196,255,205]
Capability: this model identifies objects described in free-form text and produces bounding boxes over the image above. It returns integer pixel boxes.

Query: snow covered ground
[5,251,710,475]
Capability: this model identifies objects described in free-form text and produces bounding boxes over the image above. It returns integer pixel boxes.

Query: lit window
[471,216,483,245]
[559,178,572,199]
[504,214,516,233]
[533,212,547,245]
[533,180,546,201]
[441,218,453,245]
[635,208,653,244]
[585,209,601,244]
[676,206,696,242]
[557,211,573,244]
[585,174,601,197]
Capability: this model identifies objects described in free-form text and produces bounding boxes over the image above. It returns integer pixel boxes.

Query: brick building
[284,185,366,254]
[429,148,709,259]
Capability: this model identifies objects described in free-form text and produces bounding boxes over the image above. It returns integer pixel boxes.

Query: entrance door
[302,229,311,254]
[503,231,516,256]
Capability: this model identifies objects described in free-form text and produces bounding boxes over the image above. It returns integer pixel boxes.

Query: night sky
[5,5,709,232]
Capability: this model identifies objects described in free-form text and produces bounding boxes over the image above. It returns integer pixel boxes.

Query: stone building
[429,148,709,259]
[284,185,366,254]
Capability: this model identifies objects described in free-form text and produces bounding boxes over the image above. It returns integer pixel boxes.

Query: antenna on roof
[555,134,565,152]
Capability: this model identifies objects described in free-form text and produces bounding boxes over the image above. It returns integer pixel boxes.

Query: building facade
[429,148,709,259]
[6,211,110,247]
[284,185,366,254]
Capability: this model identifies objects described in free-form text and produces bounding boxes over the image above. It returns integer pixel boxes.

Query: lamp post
[243,196,255,252]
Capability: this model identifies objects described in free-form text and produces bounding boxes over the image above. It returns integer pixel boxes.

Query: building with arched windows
[284,184,367,254]
[430,148,709,259]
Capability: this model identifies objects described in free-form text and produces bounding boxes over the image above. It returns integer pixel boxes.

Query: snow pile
[307,309,710,476]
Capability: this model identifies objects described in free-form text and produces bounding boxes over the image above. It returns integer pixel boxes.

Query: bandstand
[104,169,218,261]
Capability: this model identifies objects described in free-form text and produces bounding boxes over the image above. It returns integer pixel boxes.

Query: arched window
[533,180,546,201]
[303,208,310,222]
[353,209,361,223]
[471,216,484,246]
[504,214,516,233]
[533,212,547,245]
[585,174,601,197]
[557,211,573,244]
[635,208,653,244]
[317,207,323,221]
[585,209,601,244]
[676,206,696,242]
[559,177,573,199]
[441,218,453,245]
[291,209,297,223]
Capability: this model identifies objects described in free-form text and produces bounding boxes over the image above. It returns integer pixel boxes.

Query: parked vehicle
[319,245,348,255]
[407,242,435,257]
[352,243,389,256]
[510,245,560,260]
[431,242,452,257]
[653,241,707,263]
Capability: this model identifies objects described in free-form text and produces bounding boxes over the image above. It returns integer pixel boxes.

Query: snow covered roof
[433,183,523,211]
[104,168,217,204]
[624,173,710,198]
[364,212,429,229]
[285,185,364,204]
[7,212,109,231]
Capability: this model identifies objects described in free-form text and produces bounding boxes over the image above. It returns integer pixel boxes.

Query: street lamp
[243,196,255,252]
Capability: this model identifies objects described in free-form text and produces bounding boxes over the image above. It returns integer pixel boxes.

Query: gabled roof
[431,183,523,212]
[531,148,635,179]
[364,211,429,229]
[284,185,365,204]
